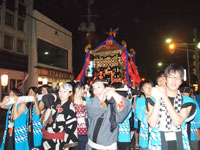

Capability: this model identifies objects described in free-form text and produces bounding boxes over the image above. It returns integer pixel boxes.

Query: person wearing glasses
[147,63,197,150]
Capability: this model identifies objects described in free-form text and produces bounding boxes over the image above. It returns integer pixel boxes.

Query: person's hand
[158,86,167,98]
[0,96,10,106]
[2,96,10,103]
[151,86,162,101]
[103,87,115,100]
[32,96,37,104]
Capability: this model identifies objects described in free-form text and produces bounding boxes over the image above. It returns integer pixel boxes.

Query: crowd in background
[0,63,200,150]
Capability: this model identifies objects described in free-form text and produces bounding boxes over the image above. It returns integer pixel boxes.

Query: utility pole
[186,44,191,85]
[78,0,97,44]
[87,0,92,44]
[193,28,200,90]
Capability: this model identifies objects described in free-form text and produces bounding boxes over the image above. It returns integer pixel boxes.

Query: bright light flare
[42,78,48,85]
[165,38,172,43]
[169,43,175,49]
[1,74,8,87]
[44,51,49,55]
[157,62,163,67]
[197,42,200,49]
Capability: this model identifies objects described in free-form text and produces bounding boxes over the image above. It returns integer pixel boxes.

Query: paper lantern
[1,74,8,87]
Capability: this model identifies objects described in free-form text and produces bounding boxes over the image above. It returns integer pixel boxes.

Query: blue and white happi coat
[136,96,150,148]
[1,104,29,150]
[148,95,197,150]
[32,99,43,147]
[133,96,140,129]
[118,106,132,142]
[189,98,200,141]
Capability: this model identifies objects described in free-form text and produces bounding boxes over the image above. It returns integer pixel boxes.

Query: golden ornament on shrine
[84,44,91,53]
[130,48,136,55]
[121,40,127,50]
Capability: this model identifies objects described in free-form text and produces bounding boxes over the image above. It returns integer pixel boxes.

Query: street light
[165,38,192,85]
[168,43,175,54]
[165,38,172,43]
[157,62,163,67]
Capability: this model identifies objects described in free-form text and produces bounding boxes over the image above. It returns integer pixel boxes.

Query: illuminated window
[37,39,68,69]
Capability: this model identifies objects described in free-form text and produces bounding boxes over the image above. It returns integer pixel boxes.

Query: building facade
[0,0,73,99]
[0,0,29,99]
[27,10,73,89]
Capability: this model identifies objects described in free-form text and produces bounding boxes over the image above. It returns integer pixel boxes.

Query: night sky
[34,0,200,82]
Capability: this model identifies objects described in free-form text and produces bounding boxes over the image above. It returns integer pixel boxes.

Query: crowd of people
[0,63,200,150]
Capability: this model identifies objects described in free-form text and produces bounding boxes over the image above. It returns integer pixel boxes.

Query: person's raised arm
[13,96,26,120]
[147,100,160,128]
[33,96,41,116]
[0,96,10,109]
[147,87,161,128]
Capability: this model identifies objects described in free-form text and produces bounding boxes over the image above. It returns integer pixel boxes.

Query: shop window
[18,3,26,18]
[17,17,24,31]
[17,79,22,89]
[37,39,68,70]
[4,34,13,50]
[17,38,24,53]
[6,0,15,12]
[5,11,14,27]
[10,79,16,90]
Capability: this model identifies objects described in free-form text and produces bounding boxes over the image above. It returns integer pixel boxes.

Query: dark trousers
[117,142,131,150]
[70,135,88,150]
[5,134,15,150]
